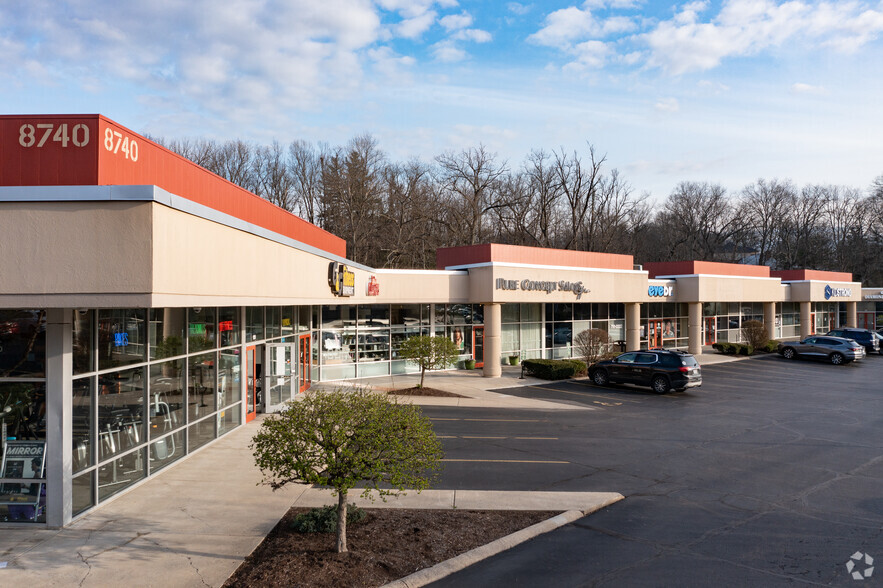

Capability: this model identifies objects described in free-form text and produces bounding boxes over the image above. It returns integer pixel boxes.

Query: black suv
[589,349,702,394]
[826,328,880,355]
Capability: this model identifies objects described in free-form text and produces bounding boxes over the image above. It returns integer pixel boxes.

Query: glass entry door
[245,346,257,423]
[704,317,716,345]
[265,343,295,412]
[299,334,311,393]
[649,320,662,348]
[473,327,484,368]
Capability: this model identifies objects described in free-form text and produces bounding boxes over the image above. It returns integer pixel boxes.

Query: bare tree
[435,145,509,245]
[738,178,794,266]
[253,141,295,211]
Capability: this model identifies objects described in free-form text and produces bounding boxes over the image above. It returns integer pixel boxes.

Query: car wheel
[830,352,844,365]
[651,375,670,394]
[782,347,796,360]
[591,369,609,386]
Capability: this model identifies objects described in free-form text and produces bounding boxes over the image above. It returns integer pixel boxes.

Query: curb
[381,494,624,588]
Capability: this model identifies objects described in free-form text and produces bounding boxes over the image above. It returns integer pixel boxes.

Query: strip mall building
[0,115,866,527]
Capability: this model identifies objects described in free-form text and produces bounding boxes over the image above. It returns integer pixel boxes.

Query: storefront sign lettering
[367,276,380,296]
[495,278,590,300]
[113,332,128,347]
[219,320,233,332]
[863,291,883,300]
[328,262,355,297]
[648,285,674,297]
[824,284,852,300]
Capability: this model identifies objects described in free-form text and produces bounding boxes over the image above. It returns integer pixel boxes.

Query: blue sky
[3,0,883,200]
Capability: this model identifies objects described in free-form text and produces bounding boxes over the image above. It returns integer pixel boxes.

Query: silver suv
[779,336,865,365]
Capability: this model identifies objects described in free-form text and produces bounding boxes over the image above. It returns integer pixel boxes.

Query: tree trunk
[419,366,426,388]
[336,491,348,553]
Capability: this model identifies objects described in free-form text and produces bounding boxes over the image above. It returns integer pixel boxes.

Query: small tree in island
[398,335,461,388]
[250,388,444,553]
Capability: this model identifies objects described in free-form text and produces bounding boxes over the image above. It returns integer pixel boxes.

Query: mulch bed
[224,508,555,587]
[386,387,466,398]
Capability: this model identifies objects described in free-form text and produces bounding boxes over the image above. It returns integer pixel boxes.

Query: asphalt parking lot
[425,354,883,586]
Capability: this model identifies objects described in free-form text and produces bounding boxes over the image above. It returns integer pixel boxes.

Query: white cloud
[452,28,492,43]
[655,97,680,112]
[564,40,610,69]
[1,0,384,117]
[507,3,533,16]
[432,40,468,62]
[440,11,472,31]
[643,0,883,75]
[790,82,826,94]
[396,10,437,39]
[528,7,603,48]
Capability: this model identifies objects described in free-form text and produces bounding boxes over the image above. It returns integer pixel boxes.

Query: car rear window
[681,356,699,366]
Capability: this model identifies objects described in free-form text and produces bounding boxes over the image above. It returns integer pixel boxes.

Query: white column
[625,303,641,351]
[688,302,702,355]
[800,301,812,338]
[764,302,776,341]
[45,308,73,528]
[482,303,502,378]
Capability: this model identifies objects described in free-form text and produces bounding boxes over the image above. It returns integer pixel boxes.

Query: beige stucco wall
[150,204,470,306]
[672,276,785,303]
[467,265,647,304]
[786,280,862,302]
[0,201,154,307]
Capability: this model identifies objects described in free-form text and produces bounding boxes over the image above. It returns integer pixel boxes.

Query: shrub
[712,342,723,352]
[737,344,754,356]
[761,339,780,353]
[741,320,769,351]
[574,328,611,364]
[291,504,367,534]
[522,359,579,380]
[562,359,588,376]
[718,342,735,354]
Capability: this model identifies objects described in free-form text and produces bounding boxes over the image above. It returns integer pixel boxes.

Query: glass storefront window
[0,309,46,377]
[98,309,146,370]
[97,367,144,462]
[521,304,542,322]
[98,448,145,502]
[246,307,264,342]
[218,307,240,347]
[281,306,294,337]
[218,403,241,436]
[391,304,422,326]
[72,378,93,474]
[358,331,389,362]
[72,310,93,375]
[188,353,217,422]
[321,329,356,364]
[266,306,282,339]
[574,304,591,321]
[359,305,390,327]
[150,429,184,473]
[72,472,94,517]
[219,350,241,407]
[189,418,216,452]
[501,323,519,353]
[501,304,520,324]
[391,327,421,359]
[188,307,216,353]
[322,306,355,329]
[150,308,186,360]
[149,360,184,439]
[0,382,46,441]
[298,306,311,332]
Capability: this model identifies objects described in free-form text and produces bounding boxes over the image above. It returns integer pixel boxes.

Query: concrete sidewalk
[0,406,621,587]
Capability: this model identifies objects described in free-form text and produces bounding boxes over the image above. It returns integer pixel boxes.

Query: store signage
[328,262,355,297]
[113,332,129,347]
[495,278,590,300]
[863,291,883,300]
[824,284,852,300]
[367,276,380,296]
[648,285,674,297]
[189,323,206,335]
[219,321,233,332]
